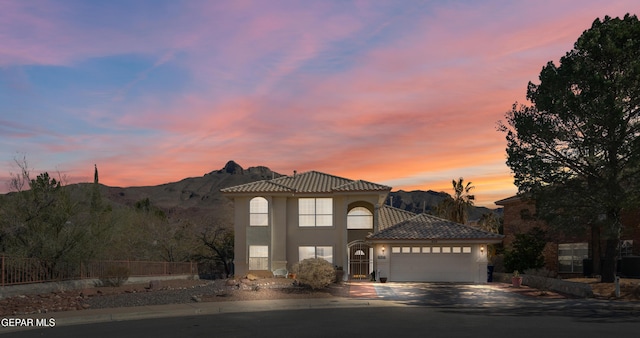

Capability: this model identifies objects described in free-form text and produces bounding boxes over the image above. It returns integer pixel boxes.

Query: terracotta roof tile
[369,213,504,241]
[378,205,416,230]
[221,171,390,194]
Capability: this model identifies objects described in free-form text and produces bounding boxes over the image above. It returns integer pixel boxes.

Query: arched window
[250,197,268,226]
[347,207,373,229]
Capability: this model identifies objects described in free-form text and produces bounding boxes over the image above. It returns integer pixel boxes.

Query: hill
[100,160,283,225]
[388,190,502,221]
[1,160,501,226]
[97,161,501,225]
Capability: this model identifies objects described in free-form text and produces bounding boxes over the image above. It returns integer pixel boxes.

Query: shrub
[99,265,130,287]
[292,258,336,289]
[504,227,547,273]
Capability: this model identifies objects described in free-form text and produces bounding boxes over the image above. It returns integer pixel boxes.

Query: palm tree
[436,177,475,224]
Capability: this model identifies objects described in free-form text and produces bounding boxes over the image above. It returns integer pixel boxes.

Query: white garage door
[389,245,475,282]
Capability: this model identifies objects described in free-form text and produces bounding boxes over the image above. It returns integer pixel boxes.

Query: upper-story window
[347,207,373,229]
[250,197,268,226]
[299,198,333,227]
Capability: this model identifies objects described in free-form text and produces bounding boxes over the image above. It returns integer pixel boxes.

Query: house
[222,170,503,283]
[495,195,640,277]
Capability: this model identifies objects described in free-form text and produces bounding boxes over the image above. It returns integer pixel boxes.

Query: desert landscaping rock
[0,278,342,315]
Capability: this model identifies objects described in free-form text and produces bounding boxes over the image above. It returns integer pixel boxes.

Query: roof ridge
[306,170,354,182]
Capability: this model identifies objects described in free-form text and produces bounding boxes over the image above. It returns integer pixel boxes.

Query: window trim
[249,197,269,226]
[248,245,269,270]
[558,242,588,273]
[347,206,373,229]
[298,245,334,263]
[299,198,333,227]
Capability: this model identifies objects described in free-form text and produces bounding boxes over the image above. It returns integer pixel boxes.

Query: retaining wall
[493,272,593,298]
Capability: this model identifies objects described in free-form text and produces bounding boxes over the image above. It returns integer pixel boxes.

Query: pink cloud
[2,0,638,207]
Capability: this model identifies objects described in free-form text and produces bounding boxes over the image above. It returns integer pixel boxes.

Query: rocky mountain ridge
[3,161,501,226]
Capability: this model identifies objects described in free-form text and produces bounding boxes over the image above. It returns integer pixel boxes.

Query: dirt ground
[565,277,640,300]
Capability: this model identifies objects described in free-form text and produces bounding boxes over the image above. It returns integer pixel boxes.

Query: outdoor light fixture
[480,245,485,254]
[381,247,385,254]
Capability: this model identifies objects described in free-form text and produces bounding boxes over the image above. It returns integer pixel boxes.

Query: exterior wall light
[480,245,485,254]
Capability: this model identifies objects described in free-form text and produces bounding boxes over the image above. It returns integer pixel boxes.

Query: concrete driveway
[350,282,526,306]
[348,282,640,319]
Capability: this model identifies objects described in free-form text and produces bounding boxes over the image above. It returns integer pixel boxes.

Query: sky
[0,1,637,208]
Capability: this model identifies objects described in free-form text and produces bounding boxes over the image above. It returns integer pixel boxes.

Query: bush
[99,265,130,287]
[504,227,547,273]
[292,258,336,289]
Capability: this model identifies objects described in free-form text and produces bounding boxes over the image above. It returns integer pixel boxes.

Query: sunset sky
[1,1,637,207]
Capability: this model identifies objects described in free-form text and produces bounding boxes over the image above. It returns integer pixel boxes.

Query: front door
[348,241,372,280]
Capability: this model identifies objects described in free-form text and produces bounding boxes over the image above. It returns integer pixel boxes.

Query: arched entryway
[347,240,373,280]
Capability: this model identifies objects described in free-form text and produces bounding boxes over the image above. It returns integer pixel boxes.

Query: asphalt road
[6,305,640,338]
[4,283,640,337]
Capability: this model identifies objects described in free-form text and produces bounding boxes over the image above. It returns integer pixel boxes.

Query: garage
[389,245,477,282]
[368,213,503,283]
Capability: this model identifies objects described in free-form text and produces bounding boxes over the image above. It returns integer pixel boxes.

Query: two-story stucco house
[222,170,503,283]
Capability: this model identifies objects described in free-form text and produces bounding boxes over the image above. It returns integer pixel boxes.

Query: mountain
[99,161,502,225]
[101,160,283,225]
[2,161,501,226]
[388,190,502,221]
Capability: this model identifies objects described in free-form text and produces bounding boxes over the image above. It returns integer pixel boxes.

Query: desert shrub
[99,265,130,287]
[292,258,336,289]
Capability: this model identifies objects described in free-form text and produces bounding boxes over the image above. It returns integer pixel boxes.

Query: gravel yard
[0,278,348,316]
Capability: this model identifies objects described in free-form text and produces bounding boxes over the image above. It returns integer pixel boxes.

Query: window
[452,247,461,253]
[250,197,268,226]
[402,247,411,253]
[432,247,441,253]
[422,247,431,253]
[442,247,451,253]
[347,207,373,229]
[249,245,269,270]
[299,246,333,263]
[392,247,401,253]
[558,243,588,273]
[412,247,421,253]
[621,240,633,257]
[462,247,472,253]
[299,198,333,227]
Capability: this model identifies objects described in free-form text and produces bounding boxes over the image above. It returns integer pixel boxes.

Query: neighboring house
[222,170,503,283]
[495,195,640,277]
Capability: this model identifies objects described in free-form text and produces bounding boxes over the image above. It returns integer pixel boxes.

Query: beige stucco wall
[232,192,386,277]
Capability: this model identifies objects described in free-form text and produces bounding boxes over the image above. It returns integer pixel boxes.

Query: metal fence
[1,255,197,286]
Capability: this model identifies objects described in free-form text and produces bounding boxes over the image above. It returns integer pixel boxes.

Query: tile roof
[378,205,417,231]
[221,170,391,194]
[368,213,504,241]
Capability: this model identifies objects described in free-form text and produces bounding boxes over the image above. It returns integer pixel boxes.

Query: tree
[194,224,234,277]
[0,168,90,276]
[499,14,640,282]
[435,177,475,224]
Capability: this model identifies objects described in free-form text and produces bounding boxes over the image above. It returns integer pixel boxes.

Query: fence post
[2,255,4,287]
